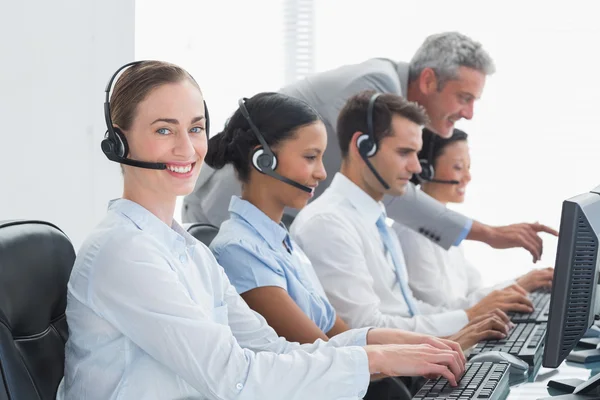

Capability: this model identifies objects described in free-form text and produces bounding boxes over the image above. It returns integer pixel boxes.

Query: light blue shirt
[210,196,337,334]
[57,198,370,400]
[454,219,473,247]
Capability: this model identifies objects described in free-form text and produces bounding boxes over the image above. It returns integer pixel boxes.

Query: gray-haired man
[183,31,556,261]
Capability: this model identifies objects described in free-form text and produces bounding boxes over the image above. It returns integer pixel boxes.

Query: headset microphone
[101,61,210,170]
[356,93,390,190]
[237,98,313,194]
[416,129,459,185]
[427,177,460,184]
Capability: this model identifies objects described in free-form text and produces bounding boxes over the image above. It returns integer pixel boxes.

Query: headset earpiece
[357,133,377,157]
[357,92,390,190]
[101,127,128,160]
[238,97,311,193]
[113,128,128,158]
[252,147,277,172]
[100,133,115,159]
[418,159,434,181]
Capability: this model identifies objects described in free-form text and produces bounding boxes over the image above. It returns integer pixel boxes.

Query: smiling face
[253,121,328,210]
[121,80,207,201]
[419,66,486,138]
[421,139,471,204]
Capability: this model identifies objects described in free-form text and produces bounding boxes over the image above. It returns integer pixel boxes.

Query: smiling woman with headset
[56,62,465,400]
[397,128,554,310]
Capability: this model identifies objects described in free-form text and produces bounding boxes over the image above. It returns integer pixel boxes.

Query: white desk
[507,360,600,399]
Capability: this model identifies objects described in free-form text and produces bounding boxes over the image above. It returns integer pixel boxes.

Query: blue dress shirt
[211,196,337,334]
[56,198,370,400]
[454,219,473,247]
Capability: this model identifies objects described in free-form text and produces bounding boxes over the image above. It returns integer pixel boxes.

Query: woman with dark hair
[57,65,464,400]
[397,128,554,310]
[206,92,472,399]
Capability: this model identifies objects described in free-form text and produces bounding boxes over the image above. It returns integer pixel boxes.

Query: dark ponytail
[204,127,236,170]
[204,92,321,182]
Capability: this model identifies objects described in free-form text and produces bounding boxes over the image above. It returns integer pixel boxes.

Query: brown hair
[337,90,429,158]
[110,60,200,131]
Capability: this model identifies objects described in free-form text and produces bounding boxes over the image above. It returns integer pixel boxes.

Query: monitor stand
[579,338,600,349]
[567,349,600,364]
[546,372,600,400]
[571,318,600,363]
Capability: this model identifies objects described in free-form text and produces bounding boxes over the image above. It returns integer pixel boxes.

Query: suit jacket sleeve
[387,183,471,250]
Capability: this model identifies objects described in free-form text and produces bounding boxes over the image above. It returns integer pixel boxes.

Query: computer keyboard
[468,322,546,366]
[507,291,551,323]
[413,362,509,400]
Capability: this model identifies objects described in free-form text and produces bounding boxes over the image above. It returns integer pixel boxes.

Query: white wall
[0,0,135,249]
[135,0,285,222]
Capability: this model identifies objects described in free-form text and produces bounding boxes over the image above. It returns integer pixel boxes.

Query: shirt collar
[329,173,385,225]
[108,198,197,249]
[228,196,292,251]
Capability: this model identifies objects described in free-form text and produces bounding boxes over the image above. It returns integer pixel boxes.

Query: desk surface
[507,360,600,399]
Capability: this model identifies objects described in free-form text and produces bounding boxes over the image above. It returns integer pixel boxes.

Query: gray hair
[408,32,495,88]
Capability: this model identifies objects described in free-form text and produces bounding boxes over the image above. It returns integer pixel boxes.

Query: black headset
[416,129,459,185]
[356,93,390,190]
[237,98,312,193]
[101,60,210,170]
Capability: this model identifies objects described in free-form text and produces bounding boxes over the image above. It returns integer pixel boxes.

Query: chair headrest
[184,222,219,247]
[0,220,75,337]
[281,213,296,229]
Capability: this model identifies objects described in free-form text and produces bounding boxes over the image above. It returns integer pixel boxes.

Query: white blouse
[395,222,513,310]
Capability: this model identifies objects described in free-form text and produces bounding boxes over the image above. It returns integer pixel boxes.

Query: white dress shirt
[395,223,514,309]
[291,173,468,337]
[57,199,370,400]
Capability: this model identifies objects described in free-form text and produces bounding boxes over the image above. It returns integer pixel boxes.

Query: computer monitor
[542,186,600,396]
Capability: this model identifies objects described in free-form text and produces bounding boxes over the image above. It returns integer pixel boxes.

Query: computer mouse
[469,351,529,374]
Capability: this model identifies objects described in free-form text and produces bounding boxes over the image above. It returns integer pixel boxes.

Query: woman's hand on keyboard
[466,289,534,319]
[517,267,554,292]
[448,311,509,350]
[502,284,528,296]
[364,343,464,386]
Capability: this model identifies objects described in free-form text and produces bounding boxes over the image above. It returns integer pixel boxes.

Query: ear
[112,125,126,136]
[418,67,439,95]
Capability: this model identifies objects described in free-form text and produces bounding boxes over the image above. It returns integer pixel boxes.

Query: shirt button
[236,383,243,390]
[179,254,187,263]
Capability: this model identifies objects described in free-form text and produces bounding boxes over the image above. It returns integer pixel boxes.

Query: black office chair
[184,222,220,247]
[0,220,75,400]
[281,213,295,230]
